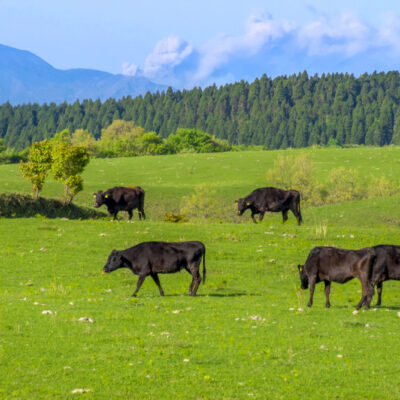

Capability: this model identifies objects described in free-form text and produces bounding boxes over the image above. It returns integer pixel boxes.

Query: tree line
[2,71,400,152]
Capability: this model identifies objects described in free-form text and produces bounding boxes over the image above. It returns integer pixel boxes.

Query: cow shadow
[160,292,260,298]
[373,305,400,310]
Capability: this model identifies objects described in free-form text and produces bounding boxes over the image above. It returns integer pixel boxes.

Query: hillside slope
[0,44,166,105]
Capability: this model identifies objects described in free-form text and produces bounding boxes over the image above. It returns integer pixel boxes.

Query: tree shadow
[0,193,105,219]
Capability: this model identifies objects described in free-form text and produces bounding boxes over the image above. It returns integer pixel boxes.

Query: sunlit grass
[1,148,400,399]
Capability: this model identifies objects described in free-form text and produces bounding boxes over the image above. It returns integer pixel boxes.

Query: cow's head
[102,250,127,274]
[93,190,106,208]
[235,198,251,216]
[298,264,309,290]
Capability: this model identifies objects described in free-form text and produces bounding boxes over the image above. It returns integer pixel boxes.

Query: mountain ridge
[0,43,167,105]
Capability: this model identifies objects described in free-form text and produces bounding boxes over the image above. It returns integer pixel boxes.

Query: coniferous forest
[2,71,400,151]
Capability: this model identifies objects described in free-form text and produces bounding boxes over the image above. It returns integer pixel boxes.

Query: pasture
[1,147,400,399]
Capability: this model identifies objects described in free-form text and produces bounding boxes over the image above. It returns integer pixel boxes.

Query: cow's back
[248,187,291,209]
[123,241,204,273]
[305,246,374,282]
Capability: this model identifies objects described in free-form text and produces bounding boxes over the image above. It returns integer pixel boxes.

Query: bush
[180,184,222,221]
[167,129,231,154]
[266,154,325,206]
[163,212,189,223]
[326,167,365,203]
[368,176,398,198]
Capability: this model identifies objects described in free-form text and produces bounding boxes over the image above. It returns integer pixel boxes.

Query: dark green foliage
[167,128,230,153]
[3,71,400,151]
[0,193,105,219]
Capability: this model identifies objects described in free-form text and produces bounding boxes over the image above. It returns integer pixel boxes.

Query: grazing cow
[368,245,400,306]
[298,246,376,309]
[235,187,302,225]
[93,186,145,221]
[102,241,206,297]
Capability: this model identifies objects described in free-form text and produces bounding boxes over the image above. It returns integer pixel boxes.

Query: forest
[1,70,400,151]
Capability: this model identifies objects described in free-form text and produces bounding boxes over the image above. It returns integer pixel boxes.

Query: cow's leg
[139,208,146,220]
[150,273,164,296]
[258,212,265,222]
[127,210,133,221]
[363,283,375,309]
[189,266,202,296]
[307,277,316,307]
[183,267,195,294]
[113,211,119,221]
[291,207,301,225]
[324,280,331,308]
[282,210,288,223]
[376,282,383,306]
[132,275,147,297]
[356,280,374,310]
[251,212,258,224]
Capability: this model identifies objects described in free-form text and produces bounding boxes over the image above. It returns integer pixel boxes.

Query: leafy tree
[135,132,167,155]
[50,143,90,204]
[20,140,52,198]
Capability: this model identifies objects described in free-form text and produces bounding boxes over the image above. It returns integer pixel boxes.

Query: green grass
[1,148,400,399]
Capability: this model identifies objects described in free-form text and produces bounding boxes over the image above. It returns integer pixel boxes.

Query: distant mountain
[0,44,167,105]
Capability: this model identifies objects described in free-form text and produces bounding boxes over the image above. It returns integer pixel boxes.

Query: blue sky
[2,0,400,88]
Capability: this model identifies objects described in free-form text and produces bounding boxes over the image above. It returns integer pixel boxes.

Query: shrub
[180,184,222,221]
[368,176,398,198]
[326,167,365,203]
[167,129,231,154]
[266,154,324,206]
[163,212,189,223]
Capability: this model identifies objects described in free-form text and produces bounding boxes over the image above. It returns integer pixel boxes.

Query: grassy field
[1,148,400,399]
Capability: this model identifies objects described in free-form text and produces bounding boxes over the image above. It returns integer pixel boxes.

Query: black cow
[94,186,145,221]
[368,245,400,306]
[298,246,376,309]
[235,187,302,225]
[102,241,206,297]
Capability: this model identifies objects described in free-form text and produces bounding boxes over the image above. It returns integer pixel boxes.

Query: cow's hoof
[307,303,312,307]
[325,304,331,308]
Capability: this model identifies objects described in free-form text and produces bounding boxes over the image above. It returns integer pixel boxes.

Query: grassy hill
[1,147,400,399]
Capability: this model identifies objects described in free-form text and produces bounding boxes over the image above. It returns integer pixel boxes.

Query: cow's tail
[202,246,206,284]
[297,192,303,223]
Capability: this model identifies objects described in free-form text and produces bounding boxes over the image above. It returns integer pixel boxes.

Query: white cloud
[143,35,193,78]
[193,12,294,82]
[122,62,139,76]
[297,12,370,57]
[377,12,400,54]
[123,11,400,88]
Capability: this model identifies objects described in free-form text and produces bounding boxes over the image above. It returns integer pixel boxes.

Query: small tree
[180,184,221,221]
[50,143,90,205]
[20,140,52,198]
